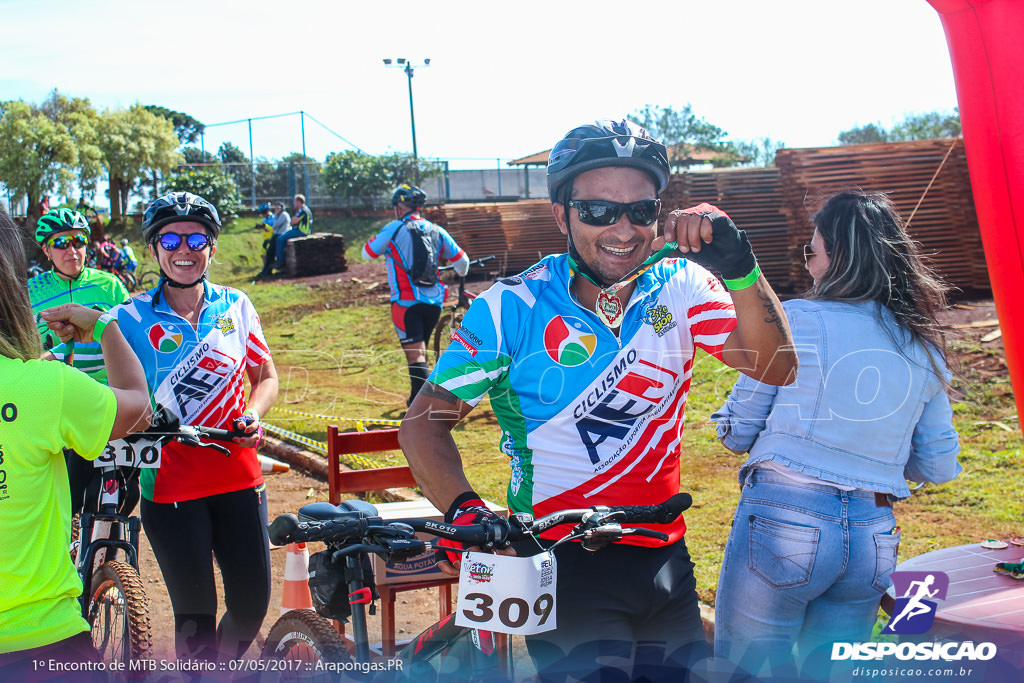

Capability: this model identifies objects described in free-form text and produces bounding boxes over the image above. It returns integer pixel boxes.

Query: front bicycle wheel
[137,271,159,291]
[433,311,464,360]
[263,609,352,681]
[86,560,153,677]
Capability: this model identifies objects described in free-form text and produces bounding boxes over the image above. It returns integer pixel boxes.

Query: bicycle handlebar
[134,407,251,456]
[438,254,496,272]
[268,493,693,551]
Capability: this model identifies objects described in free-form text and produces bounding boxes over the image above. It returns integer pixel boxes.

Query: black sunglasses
[158,232,211,252]
[567,199,661,227]
[49,234,88,250]
[803,244,818,264]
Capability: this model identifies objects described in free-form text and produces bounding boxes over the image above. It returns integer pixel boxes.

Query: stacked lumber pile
[661,168,792,290]
[424,201,564,276]
[777,138,987,294]
[285,232,347,278]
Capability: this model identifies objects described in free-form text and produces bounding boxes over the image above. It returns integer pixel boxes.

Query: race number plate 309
[95,437,162,468]
[456,551,556,635]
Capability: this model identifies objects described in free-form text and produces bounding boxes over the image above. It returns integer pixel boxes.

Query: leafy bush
[162,166,242,218]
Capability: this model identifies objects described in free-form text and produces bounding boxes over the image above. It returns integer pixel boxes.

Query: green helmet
[36,208,91,244]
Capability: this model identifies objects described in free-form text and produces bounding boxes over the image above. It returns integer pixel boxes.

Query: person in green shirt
[0,206,151,674]
[26,208,133,519]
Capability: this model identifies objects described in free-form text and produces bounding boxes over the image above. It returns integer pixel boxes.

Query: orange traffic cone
[281,542,313,614]
[258,454,290,473]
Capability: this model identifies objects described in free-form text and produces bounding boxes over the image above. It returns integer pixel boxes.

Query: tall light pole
[383,58,430,183]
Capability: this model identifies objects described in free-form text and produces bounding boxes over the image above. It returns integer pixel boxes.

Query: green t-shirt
[0,356,116,653]
[27,268,130,384]
[294,205,313,235]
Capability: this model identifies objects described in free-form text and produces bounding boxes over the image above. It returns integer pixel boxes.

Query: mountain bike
[76,412,248,678]
[261,492,692,681]
[432,255,495,359]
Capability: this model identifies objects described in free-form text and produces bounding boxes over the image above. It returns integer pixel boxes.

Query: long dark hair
[0,206,44,361]
[810,190,949,365]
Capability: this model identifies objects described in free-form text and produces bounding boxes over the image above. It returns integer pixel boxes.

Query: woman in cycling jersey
[712,190,962,678]
[109,191,279,663]
[0,206,151,675]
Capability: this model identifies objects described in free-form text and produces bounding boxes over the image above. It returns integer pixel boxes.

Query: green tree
[162,166,241,218]
[40,90,104,200]
[321,151,439,209]
[890,109,961,141]
[631,104,736,169]
[182,147,217,164]
[0,100,78,225]
[732,137,786,167]
[96,104,182,222]
[143,105,205,144]
[838,123,890,145]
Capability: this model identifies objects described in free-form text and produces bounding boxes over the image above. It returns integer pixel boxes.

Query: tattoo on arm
[758,285,788,338]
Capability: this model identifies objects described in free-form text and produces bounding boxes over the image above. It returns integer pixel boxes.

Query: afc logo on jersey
[573,354,680,465]
[170,349,235,417]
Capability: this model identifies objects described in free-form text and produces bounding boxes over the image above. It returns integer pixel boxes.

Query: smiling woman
[108,191,281,664]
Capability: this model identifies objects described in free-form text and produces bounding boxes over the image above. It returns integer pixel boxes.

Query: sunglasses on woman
[803,244,816,264]
[567,199,662,227]
[158,232,211,252]
[48,234,88,250]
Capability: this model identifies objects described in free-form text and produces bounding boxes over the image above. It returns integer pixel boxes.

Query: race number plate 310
[456,551,556,635]
[95,437,162,468]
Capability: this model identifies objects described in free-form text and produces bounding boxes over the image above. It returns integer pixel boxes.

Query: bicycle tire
[86,560,153,677]
[433,311,464,360]
[137,271,159,291]
[263,609,352,680]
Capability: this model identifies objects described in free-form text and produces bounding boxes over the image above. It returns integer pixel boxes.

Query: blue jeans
[273,228,305,268]
[714,468,899,680]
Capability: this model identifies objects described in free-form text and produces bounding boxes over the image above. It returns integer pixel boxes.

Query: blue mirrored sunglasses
[158,232,210,252]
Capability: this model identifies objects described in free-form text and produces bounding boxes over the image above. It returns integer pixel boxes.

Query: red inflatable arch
[927,0,1024,432]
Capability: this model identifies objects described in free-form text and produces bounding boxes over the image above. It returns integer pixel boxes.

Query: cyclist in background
[97,234,121,272]
[27,208,132,517]
[119,238,138,274]
[110,191,279,663]
[400,120,797,681]
[363,184,469,406]
[0,206,151,676]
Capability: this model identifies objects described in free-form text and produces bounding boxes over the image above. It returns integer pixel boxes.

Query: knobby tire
[263,609,352,681]
[86,560,153,678]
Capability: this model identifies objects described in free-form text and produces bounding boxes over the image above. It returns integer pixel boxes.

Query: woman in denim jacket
[711,190,962,677]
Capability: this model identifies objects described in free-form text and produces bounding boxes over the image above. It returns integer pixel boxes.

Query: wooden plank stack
[776,138,987,294]
[285,232,347,278]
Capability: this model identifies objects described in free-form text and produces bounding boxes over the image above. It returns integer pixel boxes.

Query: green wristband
[92,313,115,343]
[722,263,761,291]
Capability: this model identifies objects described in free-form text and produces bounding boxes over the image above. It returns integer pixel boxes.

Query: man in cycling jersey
[399,120,798,680]
[362,184,469,407]
[120,238,138,273]
[27,208,134,518]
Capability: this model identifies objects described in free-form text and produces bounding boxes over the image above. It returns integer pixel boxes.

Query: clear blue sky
[2,0,958,171]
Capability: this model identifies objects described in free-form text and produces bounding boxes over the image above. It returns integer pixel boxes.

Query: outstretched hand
[40,304,103,344]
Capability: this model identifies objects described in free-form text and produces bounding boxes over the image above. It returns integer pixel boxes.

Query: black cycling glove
[683,207,758,282]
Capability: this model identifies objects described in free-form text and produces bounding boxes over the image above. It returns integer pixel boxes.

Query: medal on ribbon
[596,289,624,328]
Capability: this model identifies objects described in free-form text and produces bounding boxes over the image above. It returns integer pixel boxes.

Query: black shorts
[391,302,441,345]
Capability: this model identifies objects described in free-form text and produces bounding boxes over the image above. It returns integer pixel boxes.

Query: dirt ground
[140,257,1009,662]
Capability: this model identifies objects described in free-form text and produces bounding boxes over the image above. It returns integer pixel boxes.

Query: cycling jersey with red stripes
[109,282,273,503]
[429,254,737,545]
[362,215,466,306]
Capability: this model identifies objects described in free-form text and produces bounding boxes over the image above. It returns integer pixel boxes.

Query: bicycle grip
[615,493,693,525]
[268,513,369,545]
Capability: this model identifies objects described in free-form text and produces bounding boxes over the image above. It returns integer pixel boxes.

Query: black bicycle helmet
[142,192,222,245]
[547,120,670,201]
[35,208,91,244]
[391,184,427,209]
